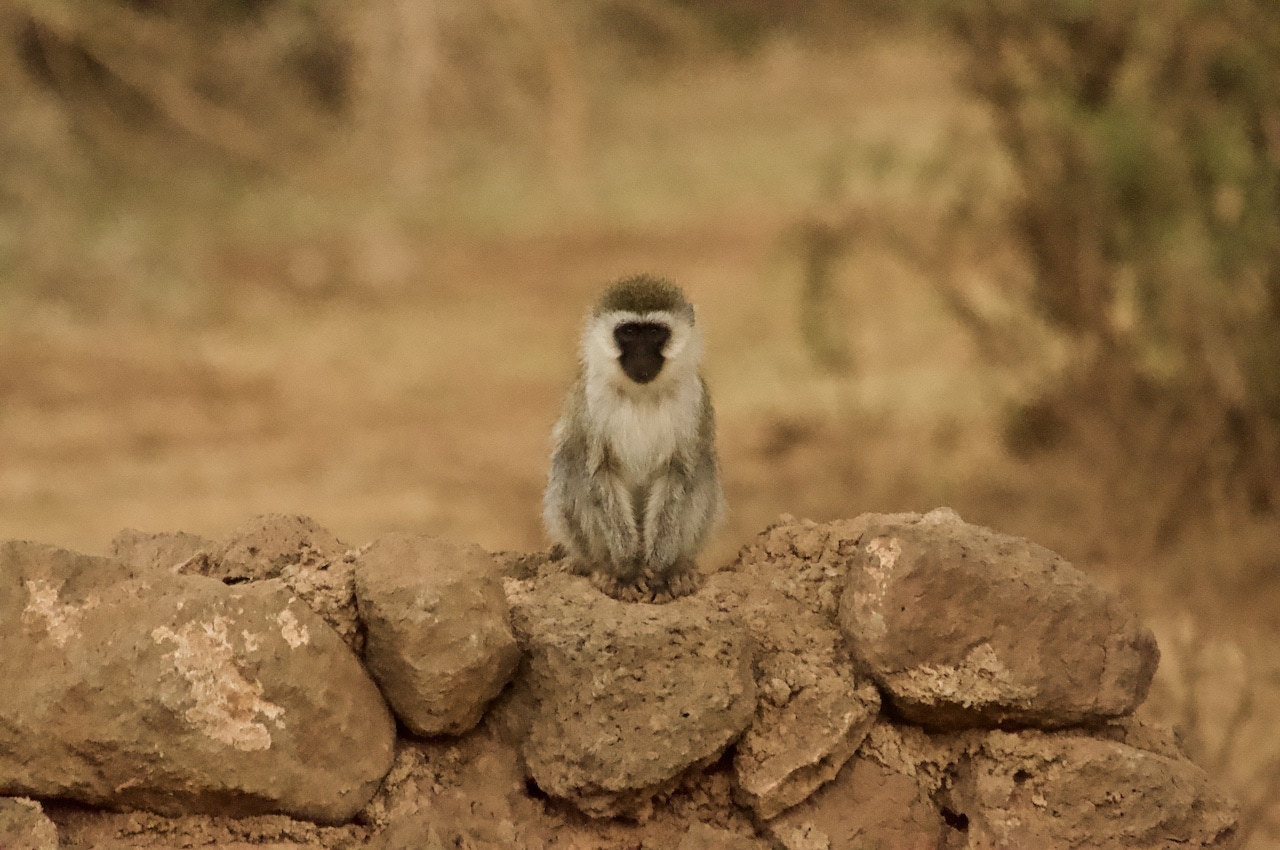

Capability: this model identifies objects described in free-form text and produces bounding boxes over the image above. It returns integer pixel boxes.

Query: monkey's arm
[582,446,642,572]
[642,386,723,572]
[547,429,640,573]
[642,451,720,571]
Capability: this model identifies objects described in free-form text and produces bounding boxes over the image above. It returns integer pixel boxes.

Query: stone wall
[1,511,1240,849]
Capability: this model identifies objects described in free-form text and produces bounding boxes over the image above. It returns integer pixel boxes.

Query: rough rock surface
[212,513,348,579]
[507,572,757,818]
[704,574,880,820]
[856,719,967,798]
[176,514,363,651]
[0,797,59,850]
[1,540,395,823]
[677,822,768,850]
[724,514,917,620]
[364,715,763,850]
[50,808,368,850]
[764,755,944,850]
[366,733,544,850]
[0,514,1247,850]
[111,529,215,573]
[839,509,1160,728]
[943,729,1239,849]
[353,533,521,737]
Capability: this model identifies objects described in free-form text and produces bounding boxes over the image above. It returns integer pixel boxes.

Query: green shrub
[943,0,1280,537]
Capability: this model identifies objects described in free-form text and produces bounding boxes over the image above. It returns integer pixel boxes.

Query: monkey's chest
[600,403,686,481]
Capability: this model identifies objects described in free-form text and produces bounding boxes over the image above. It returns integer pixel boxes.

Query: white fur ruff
[581,309,703,481]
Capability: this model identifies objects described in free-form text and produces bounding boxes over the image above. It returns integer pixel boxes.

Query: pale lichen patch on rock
[884,642,1038,710]
[21,579,97,648]
[152,616,286,752]
[276,608,310,648]
[847,536,899,640]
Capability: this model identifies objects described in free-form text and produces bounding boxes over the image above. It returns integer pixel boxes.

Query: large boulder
[507,573,757,818]
[0,540,395,823]
[354,534,521,737]
[838,509,1160,728]
[703,575,879,820]
[943,729,1239,849]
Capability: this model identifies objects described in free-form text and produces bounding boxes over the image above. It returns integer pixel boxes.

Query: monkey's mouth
[620,354,664,384]
[614,321,670,384]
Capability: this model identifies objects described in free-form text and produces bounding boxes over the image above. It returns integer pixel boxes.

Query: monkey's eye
[613,322,670,352]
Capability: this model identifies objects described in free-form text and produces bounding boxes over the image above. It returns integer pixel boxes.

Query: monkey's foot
[586,560,703,603]
[659,566,703,601]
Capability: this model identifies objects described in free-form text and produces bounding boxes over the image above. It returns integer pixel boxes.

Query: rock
[838,509,1160,728]
[764,756,944,850]
[725,514,915,620]
[110,528,215,573]
[354,534,521,737]
[0,797,58,850]
[764,823,828,850]
[1,540,395,823]
[367,733,543,850]
[276,555,362,652]
[856,719,967,798]
[942,730,1239,849]
[178,514,362,652]
[704,576,879,820]
[677,822,767,850]
[51,808,368,849]
[1090,714,1187,761]
[491,548,564,581]
[212,513,348,580]
[507,573,757,818]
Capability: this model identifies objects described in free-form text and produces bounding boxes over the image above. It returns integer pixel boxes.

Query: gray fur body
[543,275,724,596]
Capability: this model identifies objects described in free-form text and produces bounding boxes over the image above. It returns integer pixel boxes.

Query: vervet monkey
[543,274,724,600]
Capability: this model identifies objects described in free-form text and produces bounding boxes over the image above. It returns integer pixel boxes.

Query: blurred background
[1,0,1278,843]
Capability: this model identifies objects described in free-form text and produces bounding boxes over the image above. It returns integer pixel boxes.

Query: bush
[940,0,1280,543]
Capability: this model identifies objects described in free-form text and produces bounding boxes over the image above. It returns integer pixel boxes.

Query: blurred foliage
[0,0,888,308]
[938,0,1280,543]
[597,0,905,56]
[6,0,1277,544]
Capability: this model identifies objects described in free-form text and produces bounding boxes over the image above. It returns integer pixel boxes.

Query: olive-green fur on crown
[592,274,694,321]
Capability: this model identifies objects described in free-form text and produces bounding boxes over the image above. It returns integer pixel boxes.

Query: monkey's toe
[588,570,651,602]
[585,560,702,603]
[661,569,703,600]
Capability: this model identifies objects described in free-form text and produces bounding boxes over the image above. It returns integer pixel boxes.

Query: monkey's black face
[613,321,671,384]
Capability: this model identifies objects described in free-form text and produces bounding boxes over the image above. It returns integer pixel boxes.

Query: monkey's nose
[620,353,664,384]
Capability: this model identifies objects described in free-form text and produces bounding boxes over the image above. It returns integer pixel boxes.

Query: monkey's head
[583,274,701,392]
